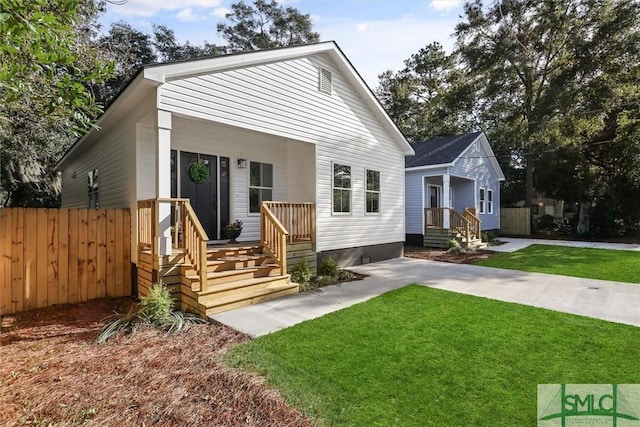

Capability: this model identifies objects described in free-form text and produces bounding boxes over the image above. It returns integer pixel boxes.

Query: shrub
[337,270,357,282]
[537,214,556,231]
[94,283,205,343]
[481,231,495,243]
[446,239,464,254]
[139,283,174,324]
[290,257,311,284]
[319,255,339,278]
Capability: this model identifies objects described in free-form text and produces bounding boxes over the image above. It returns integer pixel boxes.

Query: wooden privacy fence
[500,207,531,236]
[0,208,131,315]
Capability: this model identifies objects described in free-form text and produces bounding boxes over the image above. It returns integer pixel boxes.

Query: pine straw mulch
[0,298,311,427]
[404,245,498,264]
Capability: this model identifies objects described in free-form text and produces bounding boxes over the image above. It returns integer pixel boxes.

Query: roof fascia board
[143,43,336,83]
[405,163,454,172]
[478,133,506,181]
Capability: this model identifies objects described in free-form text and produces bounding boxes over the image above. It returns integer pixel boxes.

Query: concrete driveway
[211,256,640,337]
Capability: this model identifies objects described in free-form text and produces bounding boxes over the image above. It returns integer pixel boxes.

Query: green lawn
[226,285,640,426]
[476,244,640,284]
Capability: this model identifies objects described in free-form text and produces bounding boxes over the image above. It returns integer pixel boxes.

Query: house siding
[159,54,407,252]
[448,138,501,230]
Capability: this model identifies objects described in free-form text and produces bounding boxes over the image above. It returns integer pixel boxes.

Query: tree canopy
[217,0,319,52]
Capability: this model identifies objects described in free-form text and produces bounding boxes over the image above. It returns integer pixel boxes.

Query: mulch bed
[0,298,310,427]
[404,245,498,264]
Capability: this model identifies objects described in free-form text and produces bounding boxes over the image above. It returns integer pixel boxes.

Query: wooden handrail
[137,198,209,292]
[263,201,315,244]
[463,208,482,240]
[450,209,473,242]
[260,203,289,276]
[424,207,481,241]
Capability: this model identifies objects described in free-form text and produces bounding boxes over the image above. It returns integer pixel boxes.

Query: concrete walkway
[489,237,640,252]
[212,256,640,337]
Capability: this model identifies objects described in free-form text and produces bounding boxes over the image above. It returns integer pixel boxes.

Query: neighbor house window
[487,189,494,214]
[333,163,351,213]
[479,187,485,214]
[249,161,273,213]
[366,169,380,214]
[88,169,99,208]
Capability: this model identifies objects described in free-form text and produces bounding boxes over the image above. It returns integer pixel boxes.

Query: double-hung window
[333,163,351,213]
[487,189,494,214]
[366,169,380,214]
[479,188,486,214]
[249,161,273,213]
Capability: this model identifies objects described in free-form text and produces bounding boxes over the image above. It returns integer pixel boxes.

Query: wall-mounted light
[237,158,247,169]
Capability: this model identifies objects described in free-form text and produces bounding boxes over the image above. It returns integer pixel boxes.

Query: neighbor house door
[178,152,230,240]
[428,185,441,208]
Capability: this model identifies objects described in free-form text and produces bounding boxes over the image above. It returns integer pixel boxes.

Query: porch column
[156,109,172,256]
[443,174,451,229]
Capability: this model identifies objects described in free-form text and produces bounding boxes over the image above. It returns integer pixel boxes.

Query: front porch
[137,198,316,316]
[423,207,483,248]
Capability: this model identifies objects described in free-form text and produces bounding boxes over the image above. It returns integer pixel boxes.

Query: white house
[405,131,505,247]
[55,42,414,315]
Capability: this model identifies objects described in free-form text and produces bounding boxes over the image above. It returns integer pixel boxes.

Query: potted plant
[223,219,243,243]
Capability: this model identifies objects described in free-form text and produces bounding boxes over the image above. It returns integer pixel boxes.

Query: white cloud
[356,22,370,32]
[107,0,222,18]
[429,0,464,13]
[316,16,459,88]
[176,8,203,22]
[211,7,230,19]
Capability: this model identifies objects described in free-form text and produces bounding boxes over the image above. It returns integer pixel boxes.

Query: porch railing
[463,208,481,240]
[423,207,482,241]
[137,198,209,292]
[424,207,445,228]
[263,201,315,244]
[260,203,289,276]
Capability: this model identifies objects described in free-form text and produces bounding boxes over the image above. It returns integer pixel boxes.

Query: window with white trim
[479,188,486,214]
[333,163,351,213]
[487,189,494,214]
[87,169,99,208]
[249,161,273,213]
[365,169,380,214]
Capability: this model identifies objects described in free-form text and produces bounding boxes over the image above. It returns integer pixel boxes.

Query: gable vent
[318,67,333,94]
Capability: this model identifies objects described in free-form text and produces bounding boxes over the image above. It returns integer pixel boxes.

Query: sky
[100,0,466,89]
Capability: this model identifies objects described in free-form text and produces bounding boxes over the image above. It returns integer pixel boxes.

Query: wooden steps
[423,228,484,249]
[179,244,299,316]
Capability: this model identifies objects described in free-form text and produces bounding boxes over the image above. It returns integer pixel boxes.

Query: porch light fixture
[237,158,247,169]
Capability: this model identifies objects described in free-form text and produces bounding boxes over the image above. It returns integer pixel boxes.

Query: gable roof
[56,41,413,169]
[405,131,506,181]
[405,132,484,168]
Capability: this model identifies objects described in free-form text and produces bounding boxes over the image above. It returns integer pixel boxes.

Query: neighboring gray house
[405,132,505,247]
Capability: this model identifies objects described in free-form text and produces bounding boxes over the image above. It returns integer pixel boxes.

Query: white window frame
[332,162,352,214]
[479,187,486,214]
[365,169,380,214]
[487,189,494,214]
[249,161,273,214]
[87,169,99,209]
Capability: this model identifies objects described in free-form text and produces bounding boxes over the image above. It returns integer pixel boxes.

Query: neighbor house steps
[423,228,485,249]
[179,244,298,316]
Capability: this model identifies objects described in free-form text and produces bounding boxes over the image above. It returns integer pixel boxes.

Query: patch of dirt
[0,298,310,427]
[404,245,498,264]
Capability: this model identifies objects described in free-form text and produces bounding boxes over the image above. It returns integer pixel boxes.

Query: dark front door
[181,152,218,239]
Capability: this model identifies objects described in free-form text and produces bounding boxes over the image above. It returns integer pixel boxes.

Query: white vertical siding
[159,53,408,252]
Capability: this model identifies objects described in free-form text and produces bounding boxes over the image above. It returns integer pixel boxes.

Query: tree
[217,0,320,52]
[376,43,475,142]
[0,0,112,206]
[455,0,640,214]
